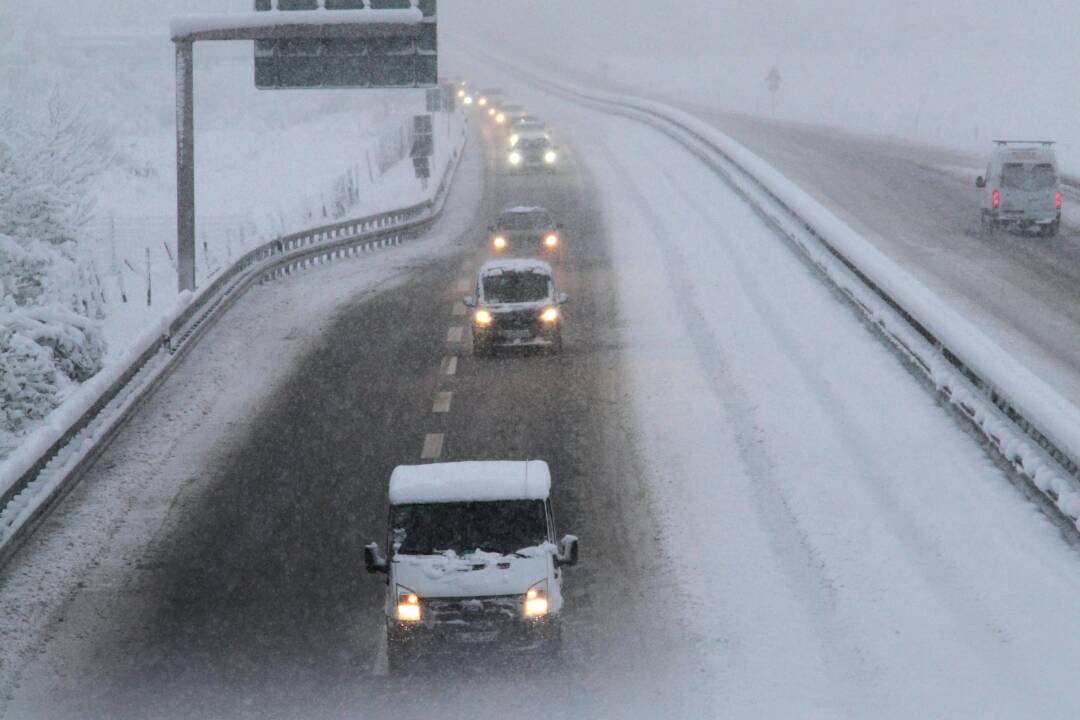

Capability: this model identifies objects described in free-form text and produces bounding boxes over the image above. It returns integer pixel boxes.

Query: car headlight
[508,152,522,166]
[397,587,422,622]
[493,236,507,249]
[496,113,506,124]
[544,233,559,248]
[463,95,473,105]
[509,134,520,147]
[474,309,493,325]
[540,307,559,323]
[544,150,557,164]
[524,581,549,618]
[478,97,487,106]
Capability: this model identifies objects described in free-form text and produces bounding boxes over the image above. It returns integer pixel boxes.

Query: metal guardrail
[487,55,1080,529]
[0,126,467,566]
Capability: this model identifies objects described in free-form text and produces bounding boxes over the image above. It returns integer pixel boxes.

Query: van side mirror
[975,176,986,188]
[556,534,579,567]
[364,543,388,574]
[557,292,569,305]
[463,295,476,308]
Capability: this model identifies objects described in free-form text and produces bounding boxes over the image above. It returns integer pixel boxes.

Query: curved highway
[5,69,1080,720]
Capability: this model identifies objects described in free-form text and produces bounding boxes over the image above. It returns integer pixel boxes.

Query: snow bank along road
[4,71,1080,719]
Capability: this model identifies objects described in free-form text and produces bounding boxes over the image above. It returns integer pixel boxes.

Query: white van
[976,140,1062,237]
[364,460,579,673]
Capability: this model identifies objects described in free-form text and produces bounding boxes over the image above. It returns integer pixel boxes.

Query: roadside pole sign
[766,65,781,114]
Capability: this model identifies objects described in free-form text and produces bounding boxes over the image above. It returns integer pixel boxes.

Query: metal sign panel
[412,114,433,157]
[253,1,437,89]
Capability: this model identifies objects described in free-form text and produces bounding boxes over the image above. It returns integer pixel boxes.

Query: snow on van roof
[389,460,551,504]
[479,258,553,276]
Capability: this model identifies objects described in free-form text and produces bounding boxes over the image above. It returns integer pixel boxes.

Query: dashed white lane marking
[446,326,464,343]
[421,433,444,460]
[372,629,389,677]
[440,355,458,375]
[456,278,471,292]
[452,302,467,316]
[432,391,453,413]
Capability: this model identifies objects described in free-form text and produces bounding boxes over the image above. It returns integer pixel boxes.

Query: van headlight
[544,233,559,248]
[396,587,422,622]
[524,581,549,618]
[508,151,522,166]
[474,309,493,326]
[509,134,520,147]
[493,235,507,249]
[544,150,557,164]
[540,307,559,323]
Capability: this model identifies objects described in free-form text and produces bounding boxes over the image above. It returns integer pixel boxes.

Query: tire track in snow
[648,148,1040,695]
[591,131,885,708]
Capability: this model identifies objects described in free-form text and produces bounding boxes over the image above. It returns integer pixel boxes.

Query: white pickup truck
[364,460,579,673]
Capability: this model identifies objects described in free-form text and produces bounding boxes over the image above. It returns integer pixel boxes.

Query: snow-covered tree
[0,97,110,446]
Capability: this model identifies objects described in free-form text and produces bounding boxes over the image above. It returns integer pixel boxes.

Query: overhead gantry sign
[170,0,437,293]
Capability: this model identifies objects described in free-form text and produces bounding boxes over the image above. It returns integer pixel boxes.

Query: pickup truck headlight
[540,307,559,323]
[524,581,549,618]
[396,587,422,622]
[508,151,522,166]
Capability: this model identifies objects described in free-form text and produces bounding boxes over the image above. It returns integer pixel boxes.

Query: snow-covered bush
[0,96,109,451]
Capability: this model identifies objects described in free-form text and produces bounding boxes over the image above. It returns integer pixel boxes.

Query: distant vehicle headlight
[509,134,520,147]
[496,112,506,124]
[544,150,557,164]
[474,309,493,325]
[493,236,508,249]
[397,587,422,622]
[457,89,466,98]
[524,582,549,617]
[478,96,488,106]
[463,95,473,105]
[544,234,559,248]
[540,307,559,323]
[508,151,522,166]
[488,107,496,117]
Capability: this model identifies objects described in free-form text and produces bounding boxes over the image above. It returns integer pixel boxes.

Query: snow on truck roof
[389,461,552,504]
[479,258,554,276]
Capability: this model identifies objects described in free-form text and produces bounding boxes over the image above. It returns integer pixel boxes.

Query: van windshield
[1002,162,1057,190]
[391,499,548,555]
[499,211,551,230]
[483,271,551,303]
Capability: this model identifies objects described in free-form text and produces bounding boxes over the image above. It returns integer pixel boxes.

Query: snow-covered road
[468,58,1080,717]
[5,52,1080,718]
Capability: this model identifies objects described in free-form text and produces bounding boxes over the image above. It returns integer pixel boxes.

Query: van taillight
[1056,191,1063,209]
[992,189,1000,209]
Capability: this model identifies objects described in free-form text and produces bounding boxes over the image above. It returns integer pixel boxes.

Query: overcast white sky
[3,1,1078,158]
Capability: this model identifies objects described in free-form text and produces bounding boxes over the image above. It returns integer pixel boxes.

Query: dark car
[489,206,563,258]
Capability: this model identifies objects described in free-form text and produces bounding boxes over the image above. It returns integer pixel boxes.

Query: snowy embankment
[0,102,467,552]
[466,47,1080,530]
